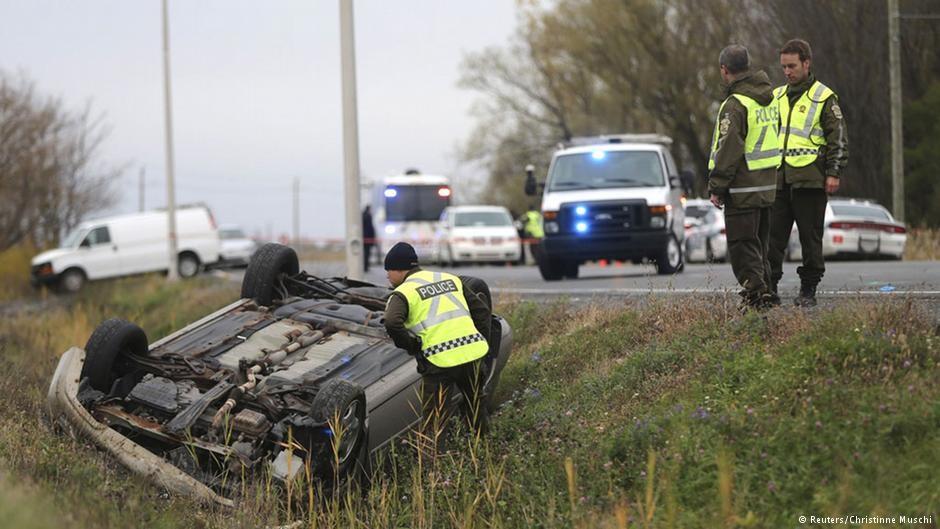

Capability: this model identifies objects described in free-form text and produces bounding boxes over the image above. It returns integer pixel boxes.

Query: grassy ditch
[0,277,937,528]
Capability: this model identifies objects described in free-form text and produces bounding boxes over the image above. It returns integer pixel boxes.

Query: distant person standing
[362,205,376,272]
[521,207,544,265]
[767,39,849,307]
[707,44,781,310]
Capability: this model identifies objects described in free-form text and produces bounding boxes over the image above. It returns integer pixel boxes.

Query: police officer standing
[521,206,544,265]
[707,45,781,310]
[382,242,492,434]
[768,39,849,307]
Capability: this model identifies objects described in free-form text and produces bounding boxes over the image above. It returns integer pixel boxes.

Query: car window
[61,227,88,248]
[454,211,512,227]
[82,226,111,246]
[685,205,712,219]
[548,151,665,191]
[220,228,247,239]
[831,204,891,220]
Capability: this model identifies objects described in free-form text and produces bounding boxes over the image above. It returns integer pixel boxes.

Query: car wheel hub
[337,400,361,464]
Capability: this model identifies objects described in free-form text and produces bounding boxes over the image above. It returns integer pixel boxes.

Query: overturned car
[47,244,512,506]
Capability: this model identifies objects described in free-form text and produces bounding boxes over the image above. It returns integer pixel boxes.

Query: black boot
[767,282,782,307]
[794,284,817,307]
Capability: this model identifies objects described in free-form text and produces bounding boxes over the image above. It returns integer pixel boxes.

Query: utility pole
[339,0,363,279]
[161,0,179,280]
[292,177,300,248]
[138,166,146,212]
[888,0,905,221]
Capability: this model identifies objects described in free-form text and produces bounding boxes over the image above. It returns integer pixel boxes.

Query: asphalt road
[220,259,940,301]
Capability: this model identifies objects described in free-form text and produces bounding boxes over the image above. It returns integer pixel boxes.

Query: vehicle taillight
[206,208,217,230]
[829,221,907,234]
[438,187,451,198]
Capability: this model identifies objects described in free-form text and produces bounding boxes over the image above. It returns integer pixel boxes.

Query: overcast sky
[1,0,518,239]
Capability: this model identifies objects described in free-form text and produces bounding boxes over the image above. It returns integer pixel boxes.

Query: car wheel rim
[63,273,82,292]
[668,238,680,268]
[179,258,198,277]
[337,400,361,464]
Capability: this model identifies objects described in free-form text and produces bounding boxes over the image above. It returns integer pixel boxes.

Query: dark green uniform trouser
[418,358,489,434]
[725,205,773,303]
[767,185,828,289]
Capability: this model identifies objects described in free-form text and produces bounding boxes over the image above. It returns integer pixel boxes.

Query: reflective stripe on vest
[394,270,488,368]
[708,94,781,171]
[775,81,835,168]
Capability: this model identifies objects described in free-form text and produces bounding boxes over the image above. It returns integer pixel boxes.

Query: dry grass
[904,227,940,260]
[0,244,39,302]
[0,274,938,528]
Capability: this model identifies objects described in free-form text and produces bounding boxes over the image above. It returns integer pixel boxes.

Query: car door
[77,226,122,279]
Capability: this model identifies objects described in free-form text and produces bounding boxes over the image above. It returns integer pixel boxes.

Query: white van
[524,134,685,280]
[30,204,221,292]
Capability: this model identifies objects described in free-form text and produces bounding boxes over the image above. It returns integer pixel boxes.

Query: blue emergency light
[575,221,589,233]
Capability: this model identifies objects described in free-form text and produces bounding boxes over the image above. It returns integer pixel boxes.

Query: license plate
[858,235,879,253]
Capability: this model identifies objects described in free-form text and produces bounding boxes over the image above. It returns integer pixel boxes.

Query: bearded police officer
[768,39,849,307]
[708,44,781,310]
[382,242,492,434]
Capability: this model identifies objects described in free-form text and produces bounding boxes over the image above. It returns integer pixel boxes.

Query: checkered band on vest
[421,333,486,358]
[784,148,820,156]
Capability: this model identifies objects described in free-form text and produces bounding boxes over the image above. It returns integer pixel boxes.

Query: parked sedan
[47,243,513,506]
[683,199,727,263]
[436,206,521,265]
[217,225,257,267]
[787,199,906,261]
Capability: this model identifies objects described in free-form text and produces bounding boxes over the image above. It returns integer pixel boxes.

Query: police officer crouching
[707,44,781,311]
[382,242,492,436]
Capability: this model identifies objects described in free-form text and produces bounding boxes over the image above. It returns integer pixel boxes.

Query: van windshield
[60,228,88,248]
[548,151,664,191]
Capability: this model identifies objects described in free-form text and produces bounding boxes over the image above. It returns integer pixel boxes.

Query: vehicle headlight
[34,262,54,276]
[650,216,666,229]
[544,221,559,234]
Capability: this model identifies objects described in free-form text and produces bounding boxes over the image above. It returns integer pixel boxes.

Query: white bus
[371,170,452,263]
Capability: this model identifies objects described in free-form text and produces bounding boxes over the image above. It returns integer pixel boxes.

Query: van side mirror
[669,175,681,189]
[80,239,91,248]
[524,164,538,196]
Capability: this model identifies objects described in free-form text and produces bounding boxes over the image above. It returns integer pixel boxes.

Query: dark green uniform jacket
[384,268,491,357]
[777,74,849,188]
[708,71,777,209]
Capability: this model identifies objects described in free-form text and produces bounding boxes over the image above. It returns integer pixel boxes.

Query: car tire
[241,243,299,306]
[82,318,148,393]
[58,268,86,293]
[309,379,367,482]
[655,234,684,275]
[177,252,200,278]
[563,261,579,279]
[537,256,565,281]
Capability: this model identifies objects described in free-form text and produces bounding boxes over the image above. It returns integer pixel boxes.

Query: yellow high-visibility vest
[708,94,782,171]
[394,270,488,368]
[774,81,835,167]
[524,211,544,238]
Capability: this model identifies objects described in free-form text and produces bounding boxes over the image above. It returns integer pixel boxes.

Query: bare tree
[0,71,120,251]
[460,0,940,220]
